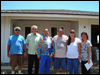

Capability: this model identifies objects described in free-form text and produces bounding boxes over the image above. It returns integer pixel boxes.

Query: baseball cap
[14,27,21,31]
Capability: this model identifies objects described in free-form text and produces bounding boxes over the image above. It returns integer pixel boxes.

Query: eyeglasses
[15,29,20,31]
[32,29,37,30]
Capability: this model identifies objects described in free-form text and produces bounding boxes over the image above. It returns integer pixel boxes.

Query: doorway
[91,25,99,49]
[91,25,99,62]
[23,27,31,67]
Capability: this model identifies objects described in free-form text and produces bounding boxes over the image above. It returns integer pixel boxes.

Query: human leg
[18,54,24,74]
[28,54,34,74]
[39,56,46,74]
[54,58,61,74]
[81,61,90,74]
[45,59,51,74]
[10,55,17,74]
[61,58,67,74]
[35,55,39,74]
[67,58,73,74]
[72,58,79,74]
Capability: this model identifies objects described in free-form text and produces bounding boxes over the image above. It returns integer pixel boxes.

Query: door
[91,25,99,62]
[91,25,99,49]
[23,27,31,67]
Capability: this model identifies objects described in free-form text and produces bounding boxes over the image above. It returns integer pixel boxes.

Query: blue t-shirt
[7,35,26,54]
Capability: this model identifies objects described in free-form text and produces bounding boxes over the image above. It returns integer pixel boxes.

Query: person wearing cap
[53,28,68,74]
[7,27,27,74]
[66,29,81,74]
[26,25,41,74]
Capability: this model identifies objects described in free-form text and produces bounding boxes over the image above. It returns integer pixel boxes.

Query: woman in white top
[66,30,81,74]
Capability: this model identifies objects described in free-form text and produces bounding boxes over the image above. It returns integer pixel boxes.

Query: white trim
[1,13,99,19]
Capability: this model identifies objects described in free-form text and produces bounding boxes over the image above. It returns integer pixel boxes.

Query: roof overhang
[1,13,99,19]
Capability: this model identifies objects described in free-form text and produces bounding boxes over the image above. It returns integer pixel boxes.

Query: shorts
[10,54,24,67]
[54,58,67,71]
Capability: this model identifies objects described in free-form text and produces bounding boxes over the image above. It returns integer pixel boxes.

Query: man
[26,25,41,74]
[37,28,55,74]
[53,28,68,74]
[7,27,27,74]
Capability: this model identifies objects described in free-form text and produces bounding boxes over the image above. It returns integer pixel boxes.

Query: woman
[37,28,55,74]
[66,30,81,74]
[81,32,92,74]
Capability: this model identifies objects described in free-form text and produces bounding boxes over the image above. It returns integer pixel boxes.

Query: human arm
[49,40,55,58]
[37,38,42,59]
[78,43,81,60]
[23,45,27,57]
[7,45,10,57]
[88,46,92,64]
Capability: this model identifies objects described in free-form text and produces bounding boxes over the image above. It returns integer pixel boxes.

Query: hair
[31,25,38,30]
[58,28,64,33]
[43,28,49,32]
[67,29,76,45]
[81,32,89,42]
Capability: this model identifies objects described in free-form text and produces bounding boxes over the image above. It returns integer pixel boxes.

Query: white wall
[79,18,99,41]
[71,21,79,37]
[12,20,72,38]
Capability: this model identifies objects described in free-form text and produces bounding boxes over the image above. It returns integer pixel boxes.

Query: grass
[1,63,99,74]
[1,69,99,74]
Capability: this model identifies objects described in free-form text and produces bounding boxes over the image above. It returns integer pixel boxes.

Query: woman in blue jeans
[66,30,81,74]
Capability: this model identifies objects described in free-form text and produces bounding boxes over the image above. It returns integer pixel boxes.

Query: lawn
[1,63,99,74]
[1,69,99,74]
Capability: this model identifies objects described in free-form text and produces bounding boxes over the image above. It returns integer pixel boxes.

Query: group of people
[7,25,92,74]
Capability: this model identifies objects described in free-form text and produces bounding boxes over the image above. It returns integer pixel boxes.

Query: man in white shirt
[26,25,41,74]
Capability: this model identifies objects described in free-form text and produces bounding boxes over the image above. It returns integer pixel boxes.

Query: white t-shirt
[53,35,68,58]
[66,38,81,58]
[45,37,52,48]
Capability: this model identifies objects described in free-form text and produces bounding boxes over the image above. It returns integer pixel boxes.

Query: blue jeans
[54,58,67,71]
[67,58,79,74]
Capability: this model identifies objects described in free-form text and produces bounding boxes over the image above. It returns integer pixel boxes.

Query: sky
[1,1,99,12]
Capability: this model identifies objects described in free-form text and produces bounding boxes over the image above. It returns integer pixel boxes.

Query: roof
[1,10,99,16]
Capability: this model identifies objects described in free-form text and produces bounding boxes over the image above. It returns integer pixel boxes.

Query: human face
[58,29,63,37]
[81,33,87,40]
[32,27,37,33]
[44,29,49,37]
[70,33,75,39]
[14,29,20,35]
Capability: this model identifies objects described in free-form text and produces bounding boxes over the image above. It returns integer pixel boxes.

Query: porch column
[3,16,11,63]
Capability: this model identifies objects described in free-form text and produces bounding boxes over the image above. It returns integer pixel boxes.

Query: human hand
[37,56,40,59]
[78,56,81,61]
[49,54,53,58]
[7,54,10,57]
[24,52,27,57]
[88,59,90,64]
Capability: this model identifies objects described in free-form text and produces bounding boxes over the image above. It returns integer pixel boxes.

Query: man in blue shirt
[7,27,27,74]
